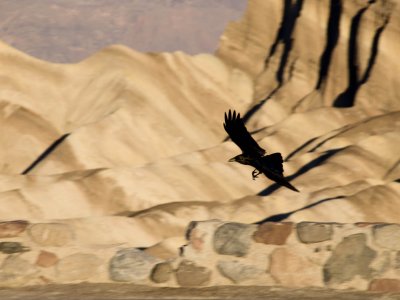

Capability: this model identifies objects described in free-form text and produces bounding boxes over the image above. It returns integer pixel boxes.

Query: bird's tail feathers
[281,180,300,192]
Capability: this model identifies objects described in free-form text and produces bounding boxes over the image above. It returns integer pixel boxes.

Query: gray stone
[396,251,400,270]
[217,260,264,283]
[109,248,160,282]
[28,223,74,247]
[370,251,390,275]
[0,255,38,284]
[176,260,211,287]
[296,222,333,243]
[56,253,102,282]
[394,251,400,276]
[150,262,173,283]
[323,233,376,285]
[214,223,255,257]
[0,242,30,254]
[373,224,400,250]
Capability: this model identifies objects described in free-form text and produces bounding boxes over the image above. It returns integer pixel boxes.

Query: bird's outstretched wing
[223,109,266,156]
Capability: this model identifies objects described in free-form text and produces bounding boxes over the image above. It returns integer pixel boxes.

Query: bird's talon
[252,169,260,180]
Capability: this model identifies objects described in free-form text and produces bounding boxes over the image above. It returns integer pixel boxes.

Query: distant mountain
[0,0,246,63]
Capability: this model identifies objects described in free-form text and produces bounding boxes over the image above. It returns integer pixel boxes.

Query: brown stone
[36,250,58,268]
[0,220,29,238]
[175,260,211,287]
[269,248,323,287]
[369,279,400,292]
[253,222,293,245]
[150,262,173,283]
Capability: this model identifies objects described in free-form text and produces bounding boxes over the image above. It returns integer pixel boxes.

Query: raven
[223,109,299,192]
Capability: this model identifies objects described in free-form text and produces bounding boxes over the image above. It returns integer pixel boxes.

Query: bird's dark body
[224,110,299,192]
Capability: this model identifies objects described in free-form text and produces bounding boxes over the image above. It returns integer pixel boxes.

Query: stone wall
[1,219,400,293]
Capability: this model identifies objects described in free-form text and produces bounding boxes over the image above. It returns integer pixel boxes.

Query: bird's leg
[252,169,261,180]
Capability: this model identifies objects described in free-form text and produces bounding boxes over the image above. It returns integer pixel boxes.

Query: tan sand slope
[0,0,400,249]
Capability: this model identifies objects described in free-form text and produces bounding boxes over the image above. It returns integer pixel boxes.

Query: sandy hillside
[0,0,400,249]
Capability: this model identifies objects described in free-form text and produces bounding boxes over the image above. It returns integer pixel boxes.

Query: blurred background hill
[0,0,246,63]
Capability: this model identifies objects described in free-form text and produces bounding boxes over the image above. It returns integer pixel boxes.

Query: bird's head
[228,154,250,165]
[228,155,239,163]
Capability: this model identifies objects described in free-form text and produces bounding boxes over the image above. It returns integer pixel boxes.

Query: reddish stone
[253,222,293,245]
[270,248,323,287]
[189,228,205,251]
[0,220,29,238]
[369,279,400,292]
[36,250,58,268]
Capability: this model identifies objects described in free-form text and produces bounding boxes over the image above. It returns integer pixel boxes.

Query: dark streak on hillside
[254,195,346,224]
[334,1,390,107]
[258,147,345,196]
[265,0,304,86]
[230,0,304,133]
[316,0,342,90]
[21,133,70,175]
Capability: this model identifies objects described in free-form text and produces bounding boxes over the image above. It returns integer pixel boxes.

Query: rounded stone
[373,224,400,250]
[56,253,102,282]
[369,278,400,292]
[36,250,58,268]
[109,248,161,282]
[270,248,323,287]
[28,223,74,247]
[150,262,173,283]
[323,233,376,285]
[0,242,30,254]
[175,260,211,287]
[214,223,256,257]
[0,255,38,283]
[296,222,333,243]
[0,220,29,238]
[253,222,293,245]
[217,260,264,283]
[395,251,400,270]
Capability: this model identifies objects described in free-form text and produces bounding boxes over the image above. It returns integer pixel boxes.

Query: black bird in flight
[223,109,299,192]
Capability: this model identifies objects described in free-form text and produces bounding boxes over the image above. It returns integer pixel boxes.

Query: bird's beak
[228,158,236,162]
